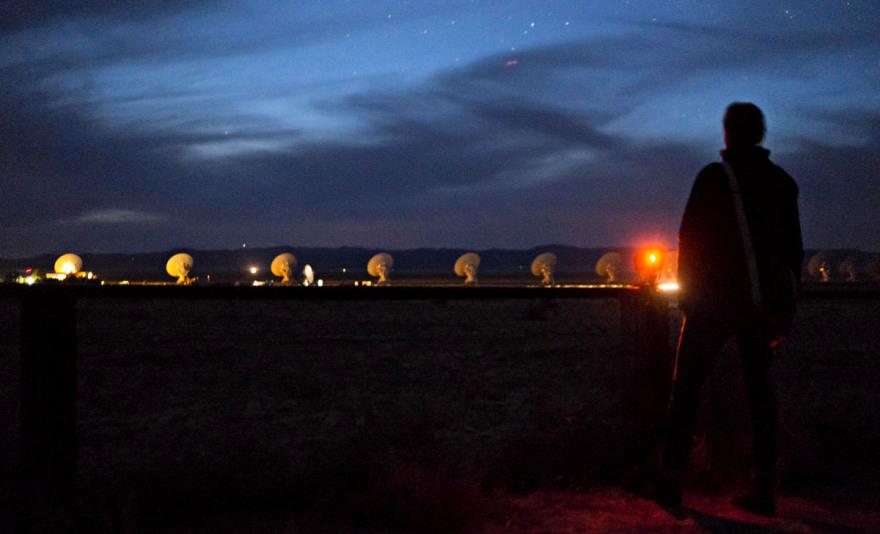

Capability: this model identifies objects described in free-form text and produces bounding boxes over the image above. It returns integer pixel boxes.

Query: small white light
[658,282,680,292]
[249,266,259,275]
[317,279,323,287]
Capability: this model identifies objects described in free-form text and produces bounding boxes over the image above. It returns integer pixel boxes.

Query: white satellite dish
[302,264,315,286]
[865,255,880,280]
[807,251,831,282]
[839,257,858,282]
[367,252,394,286]
[531,252,557,286]
[271,253,297,285]
[867,255,880,280]
[596,252,622,283]
[454,252,481,285]
[166,253,194,285]
[54,253,83,275]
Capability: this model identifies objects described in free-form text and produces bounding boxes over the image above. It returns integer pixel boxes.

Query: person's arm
[786,180,805,284]
[678,166,715,311]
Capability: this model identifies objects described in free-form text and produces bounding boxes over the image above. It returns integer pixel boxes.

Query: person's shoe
[652,470,682,509]
[733,491,776,517]
[734,473,777,517]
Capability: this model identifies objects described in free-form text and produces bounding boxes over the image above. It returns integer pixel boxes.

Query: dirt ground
[491,489,880,533]
[0,293,878,532]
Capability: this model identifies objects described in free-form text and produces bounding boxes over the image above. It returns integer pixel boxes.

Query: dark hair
[723,102,765,147]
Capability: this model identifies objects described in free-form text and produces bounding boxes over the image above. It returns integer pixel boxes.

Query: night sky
[2,1,878,258]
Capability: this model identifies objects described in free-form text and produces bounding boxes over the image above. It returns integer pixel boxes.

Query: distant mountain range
[1,245,877,282]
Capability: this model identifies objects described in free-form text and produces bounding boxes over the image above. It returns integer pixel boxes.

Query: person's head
[723,102,765,148]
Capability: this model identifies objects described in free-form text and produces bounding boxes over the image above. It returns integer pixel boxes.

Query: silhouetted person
[656,103,804,515]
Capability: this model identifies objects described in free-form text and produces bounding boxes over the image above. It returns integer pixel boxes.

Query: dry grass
[73,297,620,531]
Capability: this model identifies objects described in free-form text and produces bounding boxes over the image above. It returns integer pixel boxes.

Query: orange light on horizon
[634,247,666,284]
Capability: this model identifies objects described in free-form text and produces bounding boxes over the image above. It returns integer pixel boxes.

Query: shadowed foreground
[0,294,878,531]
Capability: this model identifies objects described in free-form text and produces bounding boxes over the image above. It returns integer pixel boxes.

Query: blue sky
[2,0,878,257]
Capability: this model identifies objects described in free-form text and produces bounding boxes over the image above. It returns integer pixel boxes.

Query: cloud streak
[72,209,166,225]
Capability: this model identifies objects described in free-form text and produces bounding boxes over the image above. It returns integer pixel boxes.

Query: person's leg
[735,319,778,515]
[654,312,730,507]
[662,313,731,473]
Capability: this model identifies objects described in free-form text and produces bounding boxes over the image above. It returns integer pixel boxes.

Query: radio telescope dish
[54,253,83,275]
[596,252,622,283]
[454,252,481,285]
[839,257,858,282]
[367,253,394,286]
[271,253,297,285]
[867,255,880,280]
[807,251,831,282]
[531,252,557,286]
[166,253,194,285]
[303,264,315,286]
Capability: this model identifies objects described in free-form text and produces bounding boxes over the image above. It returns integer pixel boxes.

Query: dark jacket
[678,146,804,319]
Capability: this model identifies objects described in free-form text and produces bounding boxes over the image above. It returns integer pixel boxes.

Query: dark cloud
[1,50,706,255]
[779,110,880,250]
[0,0,226,32]
[2,0,479,74]
[1,5,878,256]
[450,23,879,100]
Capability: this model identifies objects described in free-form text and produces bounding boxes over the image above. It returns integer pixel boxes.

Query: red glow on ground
[496,489,880,532]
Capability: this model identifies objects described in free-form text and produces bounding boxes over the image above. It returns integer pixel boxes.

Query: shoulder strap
[723,162,763,308]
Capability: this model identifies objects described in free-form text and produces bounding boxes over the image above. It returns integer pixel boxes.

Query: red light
[634,248,666,284]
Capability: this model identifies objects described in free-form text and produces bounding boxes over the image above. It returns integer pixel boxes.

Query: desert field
[1,291,879,531]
